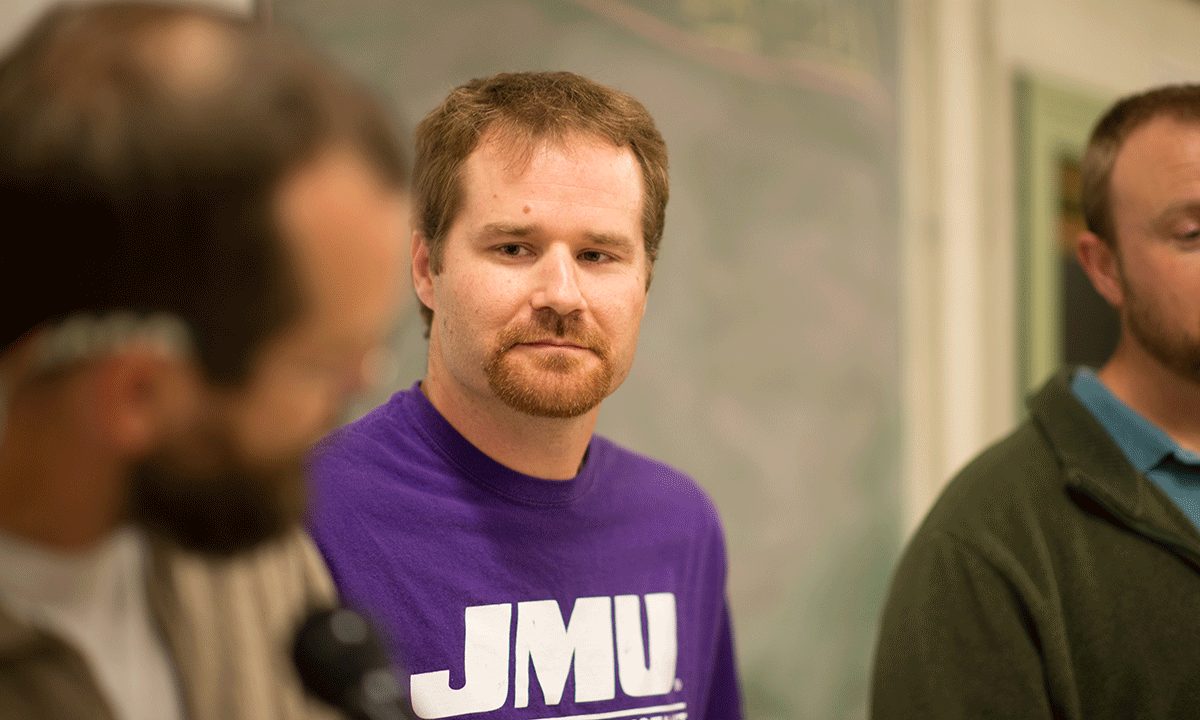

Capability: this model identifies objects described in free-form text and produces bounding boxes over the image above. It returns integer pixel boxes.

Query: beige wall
[999,0,1200,92]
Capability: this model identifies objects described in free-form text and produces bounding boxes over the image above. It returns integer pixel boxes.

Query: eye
[579,250,612,263]
[1171,226,1200,243]
[1166,214,1200,241]
[497,243,528,257]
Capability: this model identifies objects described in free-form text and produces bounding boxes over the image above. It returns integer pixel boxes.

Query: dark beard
[485,308,613,418]
[1124,275,1200,379]
[128,438,307,557]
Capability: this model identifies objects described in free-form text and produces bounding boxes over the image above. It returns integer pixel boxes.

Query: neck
[420,371,597,481]
[1096,332,1200,454]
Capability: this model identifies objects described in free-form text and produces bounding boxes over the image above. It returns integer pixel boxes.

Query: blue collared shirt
[1072,367,1200,531]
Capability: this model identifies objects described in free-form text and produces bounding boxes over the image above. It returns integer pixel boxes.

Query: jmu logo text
[410,593,678,719]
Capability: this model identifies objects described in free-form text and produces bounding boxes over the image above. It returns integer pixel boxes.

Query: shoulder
[150,530,339,720]
[590,435,712,497]
[589,435,725,530]
[899,400,1090,602]
[312,390,414,463]
[920,417,1061,543]
[308,388,441,497]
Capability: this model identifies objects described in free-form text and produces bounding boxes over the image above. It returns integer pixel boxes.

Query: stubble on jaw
[1122,272,1200,379]
[484,308,613,418]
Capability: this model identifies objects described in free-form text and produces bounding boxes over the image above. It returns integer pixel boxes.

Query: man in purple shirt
[309,72,742,720]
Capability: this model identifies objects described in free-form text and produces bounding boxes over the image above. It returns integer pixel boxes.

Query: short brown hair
[0,1,406,383]
[412,71,668,331]
[1081,84,1200,245]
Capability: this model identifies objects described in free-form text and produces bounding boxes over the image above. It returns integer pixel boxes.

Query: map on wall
[272,1,900,718]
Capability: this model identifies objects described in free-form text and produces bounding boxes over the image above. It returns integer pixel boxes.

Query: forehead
[458,131,643,216]
[1111,116,1200,207]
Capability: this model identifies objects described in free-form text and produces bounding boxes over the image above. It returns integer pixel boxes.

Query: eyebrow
[1154,200,1200,220]
[479,222,535,239]
[1149,200,1200,230]
[583,231,637,252]
[477,223,637,252]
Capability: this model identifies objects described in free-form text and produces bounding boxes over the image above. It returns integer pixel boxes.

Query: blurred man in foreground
[308,71,742,720]
[873,85,1200,718]
[0,2,407,718]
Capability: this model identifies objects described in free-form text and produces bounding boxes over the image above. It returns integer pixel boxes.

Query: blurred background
[5,0,1200,718]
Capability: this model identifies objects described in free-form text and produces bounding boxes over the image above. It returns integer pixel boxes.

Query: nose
[531,246,585,316]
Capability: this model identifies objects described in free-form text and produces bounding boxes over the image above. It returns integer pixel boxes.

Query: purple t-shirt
[308,383,742,720]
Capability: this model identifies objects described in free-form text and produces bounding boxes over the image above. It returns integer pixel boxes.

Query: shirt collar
[1071,367,1200,472]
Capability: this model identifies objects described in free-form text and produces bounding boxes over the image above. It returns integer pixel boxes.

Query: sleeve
[870,530,1053,720]
[699,600,743,720]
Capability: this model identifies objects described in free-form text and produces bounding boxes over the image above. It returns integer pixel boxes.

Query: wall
[999,0,1200,92]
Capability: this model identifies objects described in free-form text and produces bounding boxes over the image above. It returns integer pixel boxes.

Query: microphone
[292,606,418,720]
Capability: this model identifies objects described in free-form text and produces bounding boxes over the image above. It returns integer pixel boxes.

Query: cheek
[1167,277,1200,323]
[444,270,522,328]
[1136,252,1200,306]
[599,288,647,349]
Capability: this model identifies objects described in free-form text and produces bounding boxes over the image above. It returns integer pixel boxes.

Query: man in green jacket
[873,84,1200,718]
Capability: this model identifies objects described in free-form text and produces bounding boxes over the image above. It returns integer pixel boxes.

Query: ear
[1076,230,1124,309]
[93,349,199,455]
[411,230,437,313]
[642,261,653,319]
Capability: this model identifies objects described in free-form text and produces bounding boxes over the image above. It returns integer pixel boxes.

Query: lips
[521,339,588,349]
[496,310,609,360]
[510,339,597,359]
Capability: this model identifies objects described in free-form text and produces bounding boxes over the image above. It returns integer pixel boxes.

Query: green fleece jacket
[872,370,1200,719]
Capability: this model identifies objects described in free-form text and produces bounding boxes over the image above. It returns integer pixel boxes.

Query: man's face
[1109,116,1200,380]
[133,148,406,555]
[417,132,649,419]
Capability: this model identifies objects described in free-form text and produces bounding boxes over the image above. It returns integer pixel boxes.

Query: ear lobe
[411,231,437,312]
[1076,230,1124,308]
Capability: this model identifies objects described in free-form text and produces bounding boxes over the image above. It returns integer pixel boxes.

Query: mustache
[497,309,609,359]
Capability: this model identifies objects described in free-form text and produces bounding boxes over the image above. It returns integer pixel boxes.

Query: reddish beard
[485,308,613,418]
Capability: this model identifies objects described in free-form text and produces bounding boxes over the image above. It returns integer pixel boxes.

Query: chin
[128,455,308,558]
